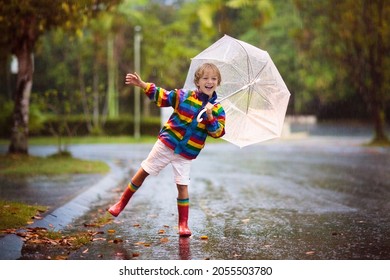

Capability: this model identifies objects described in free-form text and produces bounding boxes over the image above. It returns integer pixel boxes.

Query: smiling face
[194,63,221,97]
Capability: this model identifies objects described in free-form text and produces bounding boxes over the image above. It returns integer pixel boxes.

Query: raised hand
[125,72,147,89]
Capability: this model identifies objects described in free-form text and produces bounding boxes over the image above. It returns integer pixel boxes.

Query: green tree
[196,0,274,38]
[0,0,119,155]
[295,0,390,143]
[32,89,81,155]
[34,26,105,135]
[254,0,302,114]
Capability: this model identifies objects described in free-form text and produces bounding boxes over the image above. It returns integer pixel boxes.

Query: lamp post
[134,26,142,139]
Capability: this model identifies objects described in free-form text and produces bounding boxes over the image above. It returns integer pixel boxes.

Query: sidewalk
[0,155,129,260]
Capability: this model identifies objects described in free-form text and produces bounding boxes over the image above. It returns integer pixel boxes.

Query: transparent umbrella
[184,35,291,148]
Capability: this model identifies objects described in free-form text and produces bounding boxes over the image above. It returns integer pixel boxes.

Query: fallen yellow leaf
[160,237,169,243]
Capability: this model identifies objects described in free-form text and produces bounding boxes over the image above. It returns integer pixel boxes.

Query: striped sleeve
[144,83,178,108]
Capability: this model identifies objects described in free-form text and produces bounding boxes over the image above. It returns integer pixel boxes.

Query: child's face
[196,68,219,97]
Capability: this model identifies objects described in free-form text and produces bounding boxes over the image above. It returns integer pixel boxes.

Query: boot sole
[107,208,119,217]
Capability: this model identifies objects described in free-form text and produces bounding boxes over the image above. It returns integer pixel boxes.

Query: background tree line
[1,0,389,155]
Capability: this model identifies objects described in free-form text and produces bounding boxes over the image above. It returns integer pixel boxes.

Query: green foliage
[0,0,122,154]
[0,97,45,138]
[21,113,161,137]
[0,98,13,137]
[294,0,390,141]
[29,103,46,135]
[0,0,120,51]
[31,89,83,153]
[3,0,389,146]
[254,0,302,113]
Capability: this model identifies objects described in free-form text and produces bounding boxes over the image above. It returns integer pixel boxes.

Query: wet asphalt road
[2,134,390,260]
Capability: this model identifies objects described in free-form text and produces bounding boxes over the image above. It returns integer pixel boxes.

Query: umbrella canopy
[184,35,291,148]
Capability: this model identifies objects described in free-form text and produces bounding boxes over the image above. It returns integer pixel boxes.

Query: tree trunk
[368,0,389,143]
[371,100,388,143]
[8,45,34,154]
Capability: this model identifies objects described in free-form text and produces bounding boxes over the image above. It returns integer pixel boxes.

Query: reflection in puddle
[179,237,191,260]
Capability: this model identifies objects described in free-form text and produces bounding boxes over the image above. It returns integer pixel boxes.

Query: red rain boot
[178,203,192,237]
[108,183,137,217]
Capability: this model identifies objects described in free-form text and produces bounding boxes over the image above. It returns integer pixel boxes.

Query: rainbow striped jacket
[144,83,226,159]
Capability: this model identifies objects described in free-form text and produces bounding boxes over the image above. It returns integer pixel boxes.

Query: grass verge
[0,200,47,230]
[0,153,110,231]
[0,154,109,177]
[0,135,156,146]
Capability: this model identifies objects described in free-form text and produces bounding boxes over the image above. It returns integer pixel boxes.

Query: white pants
[141,140,191,185]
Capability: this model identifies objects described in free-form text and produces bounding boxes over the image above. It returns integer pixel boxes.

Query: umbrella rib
[235,40,253,84]
[218,58,270,103]
[235,39,271,85]
[253,60,268,82]
[218,71,266,102]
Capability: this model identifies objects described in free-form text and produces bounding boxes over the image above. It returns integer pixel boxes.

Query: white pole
[134,26,142,139]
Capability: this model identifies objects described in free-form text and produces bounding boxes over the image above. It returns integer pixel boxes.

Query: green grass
[0,154,109,177]
[0,138,122,232]
[0,152,110,231]
[0,200,47,230]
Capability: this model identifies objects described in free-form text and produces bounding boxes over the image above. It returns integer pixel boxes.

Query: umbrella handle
[196,108,207,122]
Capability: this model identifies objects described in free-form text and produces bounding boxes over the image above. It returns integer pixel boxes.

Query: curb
[0,161,127,260]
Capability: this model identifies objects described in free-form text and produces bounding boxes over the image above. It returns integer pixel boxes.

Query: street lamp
[134,26,142,139]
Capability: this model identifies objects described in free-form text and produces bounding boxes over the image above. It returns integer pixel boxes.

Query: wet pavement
[1,128,390,260]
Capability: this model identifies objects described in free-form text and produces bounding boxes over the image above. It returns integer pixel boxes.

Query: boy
[108,63,225,237]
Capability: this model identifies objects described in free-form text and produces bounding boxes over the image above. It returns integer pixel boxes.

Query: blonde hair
[194,63,222,86]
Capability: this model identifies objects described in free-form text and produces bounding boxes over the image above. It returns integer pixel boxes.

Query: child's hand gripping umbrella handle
[196,103,214,123]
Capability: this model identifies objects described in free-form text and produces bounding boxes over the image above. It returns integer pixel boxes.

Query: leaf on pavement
[160,237,169,243]
[92,237,106,242]
[108,238,123,244]
[84,223,99,227]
